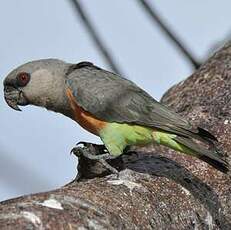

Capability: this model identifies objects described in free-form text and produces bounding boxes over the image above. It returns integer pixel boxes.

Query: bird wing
[65,62,215,141]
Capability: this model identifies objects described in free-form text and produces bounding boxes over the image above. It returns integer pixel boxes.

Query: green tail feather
[174,136,229,173]
[153,131,229,173]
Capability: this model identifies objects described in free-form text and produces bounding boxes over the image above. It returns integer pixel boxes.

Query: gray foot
[71,143,119,176]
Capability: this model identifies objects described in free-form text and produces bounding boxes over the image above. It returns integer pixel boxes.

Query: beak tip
[4,97,21,111]
[9,103,22,111]
[4,86,26,111]
[14,106,22,112]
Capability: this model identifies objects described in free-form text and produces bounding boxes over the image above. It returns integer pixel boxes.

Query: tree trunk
[1,42,231,229]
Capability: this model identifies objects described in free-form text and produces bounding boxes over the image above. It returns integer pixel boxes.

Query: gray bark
[1,42,231,229]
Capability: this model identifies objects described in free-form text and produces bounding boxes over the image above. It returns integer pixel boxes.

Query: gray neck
[24,63,74,119]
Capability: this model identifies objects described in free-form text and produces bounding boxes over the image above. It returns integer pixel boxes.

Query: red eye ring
[16,72,30,87]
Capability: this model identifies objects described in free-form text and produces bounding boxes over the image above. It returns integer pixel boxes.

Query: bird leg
[71,142,119,176]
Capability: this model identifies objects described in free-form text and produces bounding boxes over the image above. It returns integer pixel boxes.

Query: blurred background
[0,0,230,202]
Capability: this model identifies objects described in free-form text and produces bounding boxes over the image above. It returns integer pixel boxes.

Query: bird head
[3,59,69,111]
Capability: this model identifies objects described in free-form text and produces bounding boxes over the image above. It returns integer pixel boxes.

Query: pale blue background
[0,1,230,201]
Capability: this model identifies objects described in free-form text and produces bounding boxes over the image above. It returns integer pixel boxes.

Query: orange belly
[66,88,107,135]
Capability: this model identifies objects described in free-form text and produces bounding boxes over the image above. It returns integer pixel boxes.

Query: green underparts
[99,123,194,156]
[152,131,194,155]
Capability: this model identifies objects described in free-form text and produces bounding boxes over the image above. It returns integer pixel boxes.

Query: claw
[71,141,93,156]
[71,146,84,157]
[76,141,91,147]
[70,142,119,176]
[75,141,108,153]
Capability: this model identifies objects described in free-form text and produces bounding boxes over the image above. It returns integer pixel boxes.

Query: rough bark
[1,42,231,229]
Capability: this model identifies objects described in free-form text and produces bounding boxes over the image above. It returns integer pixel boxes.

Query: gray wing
[65,62,216,141]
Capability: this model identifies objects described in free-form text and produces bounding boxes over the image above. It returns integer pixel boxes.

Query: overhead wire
[69,0,124,75]
[137,0,200,69]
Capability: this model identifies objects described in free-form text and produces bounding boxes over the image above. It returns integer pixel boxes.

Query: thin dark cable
[69,0,123,75]
[137,0,200,69]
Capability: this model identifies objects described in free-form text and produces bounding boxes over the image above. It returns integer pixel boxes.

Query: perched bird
[3,59,229,174]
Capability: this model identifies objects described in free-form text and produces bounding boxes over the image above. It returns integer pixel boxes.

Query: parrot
[3,59,229,174]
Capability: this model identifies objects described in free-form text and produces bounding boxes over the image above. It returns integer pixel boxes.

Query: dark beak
[4,86,26,111]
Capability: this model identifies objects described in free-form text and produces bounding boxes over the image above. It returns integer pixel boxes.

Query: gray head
[3,59,70,112]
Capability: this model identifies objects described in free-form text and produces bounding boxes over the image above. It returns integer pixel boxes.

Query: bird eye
[16,72,30,87]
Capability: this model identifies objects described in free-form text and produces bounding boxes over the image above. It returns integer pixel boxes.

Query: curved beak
[4,86,22,111]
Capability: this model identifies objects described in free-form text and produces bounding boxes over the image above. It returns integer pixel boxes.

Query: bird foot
[75,141,108,154]
[71,142,119,177]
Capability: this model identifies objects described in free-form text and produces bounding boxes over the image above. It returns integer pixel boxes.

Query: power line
[137,0,200,69]
[69,0,124,75]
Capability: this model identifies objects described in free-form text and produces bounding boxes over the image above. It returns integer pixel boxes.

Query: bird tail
[152,131,229,173]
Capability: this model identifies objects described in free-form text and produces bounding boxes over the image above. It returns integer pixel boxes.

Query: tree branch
[1,42,231,229]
